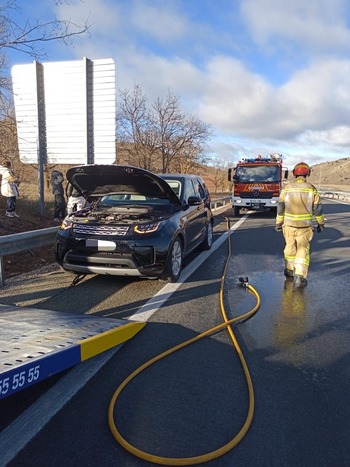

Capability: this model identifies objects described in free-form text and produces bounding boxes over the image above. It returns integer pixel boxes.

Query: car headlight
[134,222,160,234]
[60,218,73,230]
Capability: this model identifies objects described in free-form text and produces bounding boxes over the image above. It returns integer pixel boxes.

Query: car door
[197,178,211,209]
[182,178,207,252]
[194,177,210,237]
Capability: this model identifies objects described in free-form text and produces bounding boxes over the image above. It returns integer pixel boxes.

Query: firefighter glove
[275,223,283,232]
[317,224,325,233]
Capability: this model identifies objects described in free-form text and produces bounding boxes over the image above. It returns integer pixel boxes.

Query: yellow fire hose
[108,223,261,465]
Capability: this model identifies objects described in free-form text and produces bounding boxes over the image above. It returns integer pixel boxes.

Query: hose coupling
[239,276,249,288]
[70,274,86,287]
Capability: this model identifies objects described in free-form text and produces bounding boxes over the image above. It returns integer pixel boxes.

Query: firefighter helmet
[293,162,311,177]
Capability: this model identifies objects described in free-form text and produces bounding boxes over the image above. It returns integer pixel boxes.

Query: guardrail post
[0,256,4,287]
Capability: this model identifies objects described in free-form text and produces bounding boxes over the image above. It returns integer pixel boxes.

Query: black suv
[55,165,213,282]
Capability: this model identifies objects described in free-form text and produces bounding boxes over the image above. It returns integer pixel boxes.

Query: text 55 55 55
[0,365,40,395]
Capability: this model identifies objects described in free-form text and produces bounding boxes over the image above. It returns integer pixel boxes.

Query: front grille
[239,192,273,199]
[66,251,140,269]
[73,224,130,236]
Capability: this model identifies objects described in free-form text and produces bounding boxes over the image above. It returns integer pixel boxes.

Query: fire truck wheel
[234,206,240,216]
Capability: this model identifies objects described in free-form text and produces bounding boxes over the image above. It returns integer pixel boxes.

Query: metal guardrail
[320,190,350,201]
[210,196,232,211]
[0,227,59,287]
[0,197,232,287]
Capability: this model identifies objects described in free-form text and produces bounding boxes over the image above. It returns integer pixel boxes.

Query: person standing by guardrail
[275,162,325,289]
[50,170,66,222]
[0,160,20,218]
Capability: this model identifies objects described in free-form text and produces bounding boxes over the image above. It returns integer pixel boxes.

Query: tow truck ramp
[0,304,145,399]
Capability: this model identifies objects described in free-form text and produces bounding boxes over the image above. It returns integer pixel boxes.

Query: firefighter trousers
[282,225,314,278]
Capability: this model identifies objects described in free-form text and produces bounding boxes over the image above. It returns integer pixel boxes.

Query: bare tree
[172,142,209,174]
[209,156,231,193]
[116,84,159,171]
[0,1,90,60]
[152,91,212,173]
[0,108,17,160]
[117,85,212,173]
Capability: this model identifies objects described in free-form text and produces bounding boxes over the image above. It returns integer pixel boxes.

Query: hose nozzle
[239,276,249,288]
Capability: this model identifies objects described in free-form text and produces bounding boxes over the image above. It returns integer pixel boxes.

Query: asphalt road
[0,199,349,467]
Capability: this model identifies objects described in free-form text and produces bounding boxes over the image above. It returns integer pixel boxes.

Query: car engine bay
[68,204,173,224]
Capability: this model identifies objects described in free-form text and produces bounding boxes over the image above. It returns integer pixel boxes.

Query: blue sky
[7,0,350,169]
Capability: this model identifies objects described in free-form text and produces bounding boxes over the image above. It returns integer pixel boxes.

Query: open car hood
[66,164,182,204]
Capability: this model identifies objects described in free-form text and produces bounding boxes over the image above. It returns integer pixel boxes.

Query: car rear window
[163,180,182,198]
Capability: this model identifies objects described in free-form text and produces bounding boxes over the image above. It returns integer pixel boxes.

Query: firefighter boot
[284,268,294,278]
[293,274,308,289]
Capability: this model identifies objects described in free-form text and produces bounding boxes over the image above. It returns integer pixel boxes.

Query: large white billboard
[12,58,116,165]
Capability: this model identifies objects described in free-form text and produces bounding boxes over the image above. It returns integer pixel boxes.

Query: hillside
[307,157,350,191]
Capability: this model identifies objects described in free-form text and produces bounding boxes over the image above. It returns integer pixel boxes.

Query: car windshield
[97,194,172,207]
[235,165,279,182]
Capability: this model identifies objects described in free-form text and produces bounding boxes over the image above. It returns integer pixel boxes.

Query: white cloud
[57,0,124,40]
[195,56,273,129]
[278,59,350,129]
[300,126,350,147]
[130,2,189,43]
[192,56,350,145]
[327,126,350,146]
[241,0,350,53]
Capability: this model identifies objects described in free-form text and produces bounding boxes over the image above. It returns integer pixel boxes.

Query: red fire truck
[227,154,289,216]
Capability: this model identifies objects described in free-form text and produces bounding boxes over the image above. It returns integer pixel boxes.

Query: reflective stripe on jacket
[276,177,325,227]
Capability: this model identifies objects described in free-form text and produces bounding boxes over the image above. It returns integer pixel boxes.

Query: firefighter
[275,162,325,288]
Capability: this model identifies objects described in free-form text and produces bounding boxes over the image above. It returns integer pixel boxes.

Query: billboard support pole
[35,61,46,217]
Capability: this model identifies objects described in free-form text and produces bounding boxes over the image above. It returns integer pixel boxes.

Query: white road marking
[128,213,249,321]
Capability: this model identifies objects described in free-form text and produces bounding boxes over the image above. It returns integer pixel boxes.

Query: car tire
[200,222,213,250]
[162,237,183,282]
[234,206,240,216]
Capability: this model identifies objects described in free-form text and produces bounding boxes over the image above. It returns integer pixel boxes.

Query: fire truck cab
[228,154,289,216]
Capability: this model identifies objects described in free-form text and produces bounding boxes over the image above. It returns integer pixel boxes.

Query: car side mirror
[187,195,202,206]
